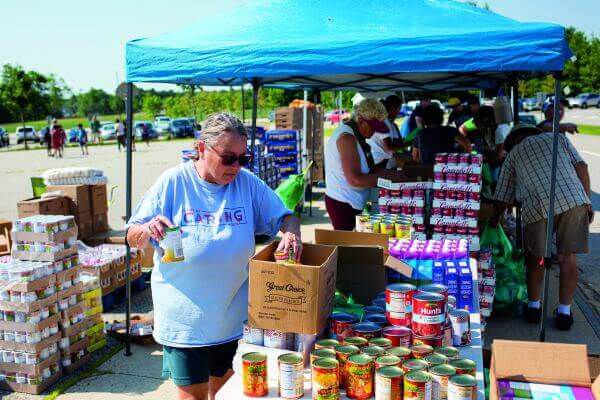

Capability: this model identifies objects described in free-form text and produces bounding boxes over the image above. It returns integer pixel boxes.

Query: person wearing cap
[367,95,408,169]
[537,100,578,134]
[447,97,472,128]
[492,125,592,331]
[325,98,404,230]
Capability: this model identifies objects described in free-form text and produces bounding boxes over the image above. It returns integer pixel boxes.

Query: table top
[217,258,484,400]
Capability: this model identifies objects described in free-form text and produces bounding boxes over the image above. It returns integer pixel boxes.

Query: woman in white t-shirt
[325,98,404,230]
[367,95,406,169]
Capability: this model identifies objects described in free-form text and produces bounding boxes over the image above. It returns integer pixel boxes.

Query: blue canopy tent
[121,0,573,354]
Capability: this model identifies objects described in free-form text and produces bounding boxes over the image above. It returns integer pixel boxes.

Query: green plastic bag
[480,223,513,266]
[275,162,312,211]
[481,163,494,199]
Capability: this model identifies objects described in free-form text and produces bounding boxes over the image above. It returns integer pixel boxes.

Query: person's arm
[455,135,472,153]
[337,134,380,188]
[412,146,420,163]
[490,154,516,226]
[277,214,303,261]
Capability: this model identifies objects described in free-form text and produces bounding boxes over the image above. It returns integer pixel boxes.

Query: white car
[568,93,600,109]
[406,100,445,112]
[99,123,117,140]
[16,126,39,144]
[154,116,172,134]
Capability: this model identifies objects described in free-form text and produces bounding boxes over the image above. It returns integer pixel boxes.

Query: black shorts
[162,340,238,386]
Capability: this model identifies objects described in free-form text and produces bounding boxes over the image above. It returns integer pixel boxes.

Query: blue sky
[1,0,597,93]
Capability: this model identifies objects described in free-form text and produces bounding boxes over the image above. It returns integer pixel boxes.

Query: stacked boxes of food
[477,249,495,329]
[79,244,141,295]
[264,130,301,178]
[250,143,281,190]
[431,153,482,250]
[80,273,105,354]
[377,181,431,239]
[44,185,93,240]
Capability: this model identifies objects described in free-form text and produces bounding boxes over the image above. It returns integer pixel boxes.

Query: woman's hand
[127,215,173,249]
[276,232,303,263]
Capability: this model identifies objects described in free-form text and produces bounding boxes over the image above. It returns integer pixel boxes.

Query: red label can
[412,292,446,337]
[465,210,478,219]
[447,153,459,165]
[456,227,468,235]
[386,283,416,326]
[352,322,382,340]
[414,207,424,216]
[442,208,453,217]
[459,154,470,165]
[445,173,457,183]
[414,224,426,233]
[390,205,402,214]
[433,226,444,234]
[434,172,445,183]
[457,173,468,184]
[390,190,401,198]
[468,192,480,202]
[468,227,479,236]
[434,190,446,200]
[379,205,389,214]
[470,154,483,166]
[431,208,442,217]
[454,209,466,218]
[444,226,456,235]
[412,334,444,348]
[413,190,425,200]
[379,189,390,198]
[402,206,413,216]
[382,326,412,348]
[446,191,457,200]
[456,191,466,201]
[330,313,359,341]
[468,174,481,184]
[402,189,413,199]
[435,153,448,164]
[418,284,448,301]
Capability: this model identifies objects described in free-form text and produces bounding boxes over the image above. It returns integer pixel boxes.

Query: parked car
[0,127,9,147]
[154,116,172,134]
[522,97,541,111]
[171,118,194,138]
[99,122,116,140]
[16,126,39,144]
[518,113,539,126]
[134,121,159,139]
[568,93,600,109]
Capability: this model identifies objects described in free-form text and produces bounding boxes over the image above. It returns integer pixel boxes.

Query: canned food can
[369,337,392,350]
[388,346,412,361]
[457,173,468,184]
[363,313,388,328]
[443,322,454,347]
[413,335,444,349]
[242,352,268,397]
[315,339,341,350]
[447,154,459,166]
[311,348,337,366]
[386,283,416,326]
[335,345,360,389]
[412,292,446,337]
[375,355,401,369]
[435,346,459,360]
[468,174,481,184]
[346,353,374,399]
[447,374,477,400]
[364,305,385,316]
[434,190,446,200]
[442,208,453,217]
[435,153,448,164]
[160,227,184,263]
[468,228,479,236]
[444,226,456,235]
[458,154,470,166]
[402,206,413,215]
[264,329,295,350]
[410,344,434,359]
[390,190,402,198]
[454,209,466,219]
[414,207,424,216]
[433,226,445,234]
[402,358,429,374]
[361,345,386,359]
[465,210,478,219]
[413,190,425,200]
[450,310,471,346]
[449,359,476,377]
[415,224,426,233]
[376,365,404,400]
[424,353,449,368]
[395,220,412,240]
[456,191,466,201]
[352,322,382,340]
[344,336,369,348]
[380,220,395,236]
[468,192,480,202]
[430,364,457,400]
[456,226,468,235]
[379,205,390,214]
[434,172,445,183]
[386,205,398,215]
[379,189,390,198]
[312,357,339,400]
[418,284,448,301]
[278,353,304,399]
[243,321,264,346]
[330,313,359,341]
[402,189,413,199]
[404,370,433,400]
[470,154,482,166]
[445,173,457,184]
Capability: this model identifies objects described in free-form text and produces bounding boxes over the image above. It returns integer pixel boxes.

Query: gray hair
[199,112,247,147]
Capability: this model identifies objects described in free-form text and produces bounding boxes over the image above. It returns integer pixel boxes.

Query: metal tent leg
[124,83,134,356]
[539,74,562,342]
[251,79,260,175]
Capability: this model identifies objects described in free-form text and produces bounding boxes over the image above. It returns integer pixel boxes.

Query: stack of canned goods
[13,215,76,235]
[356,212,420,240]
[378,188,426,217]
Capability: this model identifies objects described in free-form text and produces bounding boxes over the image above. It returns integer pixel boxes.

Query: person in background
[141,122,151,147]
[325,98,405,231]
[457,105,509,167]
[447,97,472,128]
[367,95,406,169]
[537,100,578,134]
[77,123,89,156]
[407,95,431,133]
[116,118,126,152]
[90,115,101,144]
[126,113,301,400]
[412,104,460,164]
[50,119,65,158]
[467,95,481,115]
[492,125,592,331]
[41,125,52,157]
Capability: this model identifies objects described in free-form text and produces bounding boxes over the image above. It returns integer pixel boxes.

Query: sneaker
[525,306,542,324]
[554,309,574,331]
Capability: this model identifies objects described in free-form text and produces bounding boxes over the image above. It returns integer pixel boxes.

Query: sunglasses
[206,145,253,167]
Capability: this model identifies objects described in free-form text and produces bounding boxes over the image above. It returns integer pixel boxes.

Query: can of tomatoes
[386,283,416,326]
[311,348,337,366]
[312,357,340,400]
[412,292,446,337]
[402,189,413,199]
[402,359,429,374]
[376,366,404,400]
[335,345,360,390]
[418,284,448,302]
[369,337,393,350]
[344,336,369,348]
[375,355,402,369]
[435,153,448,164]
[278,353,304,399]
[330,313,359,341]
[413,334,444,349]
[447,374,477,400]
[352,322,381,340]
[449,359,476,377]
[404,370,433,400]
[345,354,374,399]
[430,364,457,400]
[410,344,434,359]
[361,345,386,359]
[363,313,388,328]
[434,346,460,360]
[390,190,402,198]
[424,353,449,369]
[315,338,341,350]
[242,352,268,397]
[434,190,446,200]
[388,346,413,362]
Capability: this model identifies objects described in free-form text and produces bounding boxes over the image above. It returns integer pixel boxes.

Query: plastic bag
[480,223,513,266]
[275,173,305,211]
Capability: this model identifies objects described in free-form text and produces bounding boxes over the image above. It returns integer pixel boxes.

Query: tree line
[1,26,598,124]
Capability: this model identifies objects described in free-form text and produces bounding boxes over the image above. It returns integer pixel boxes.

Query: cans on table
[382,326,412,348]
[375,355,402,369]
[311,348,337,366]
[412,292,446,337]
[361,345,386,359]
[242,352,268,397]
[346,353,374,399]
[315,338,340,350]
[376,365,404,400]
[413,334,444,349]
[434,346,460,360]
[447,374,477,400]
[278,353,304,399]
[388,346,412,362]
[369,337,392,350]
[404,370,433,400]
[418,284,449,302]
[423,353,448,368]
[160,226,184,263]
[410,344,434,359]
[449,359,476,377]
[352,322,381,340]
[386,283,416,327]
[430,364,457,400]
[402,359,429,374]
[344,336,369,348]
[363,313,388,328]
[264,329,295,350]
[335,345,360,389]
[363,305,385,315]
[330,313,359,341]
[243,320,263,346]
[312,357,340,400]
[443,322,453,347]
[450,309,471,346]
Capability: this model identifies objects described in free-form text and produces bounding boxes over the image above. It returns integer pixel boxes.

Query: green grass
[579,124,600,136]
[1,113,149,133]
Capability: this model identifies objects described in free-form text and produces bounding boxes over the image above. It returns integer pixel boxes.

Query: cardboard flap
[315,229,388,258]
[385,255,413,279]
[492,340,591,387]
[334,246,385,305]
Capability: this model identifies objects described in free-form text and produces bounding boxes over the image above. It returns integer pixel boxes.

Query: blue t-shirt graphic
[127,162,291,347]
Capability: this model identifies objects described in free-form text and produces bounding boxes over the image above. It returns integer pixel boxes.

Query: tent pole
[124,82,134,356]
[251,79,259,175]
[310,90,321,217]
[539,73,562,342]
[512,76,523,252]
[302,89,308,177]
[241,84,245,123]
[512,76,520,125]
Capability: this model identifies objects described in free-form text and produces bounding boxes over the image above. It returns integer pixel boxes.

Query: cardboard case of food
[248,242,338,334]
[17,196,71,218]
[45,184,91,213]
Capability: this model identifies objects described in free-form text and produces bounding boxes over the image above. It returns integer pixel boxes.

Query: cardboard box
[75,210,93,240]
[0,220,12,256]
[11,226,78,244]
[45,184,91,213]
[314,229,389,305]
[0,313,60,333]
[90,184,108,215]
[489,340,600,400]
[56,265,82,284]
[248,242,338,334]
[0,332,61,353]
[0,273,56,293]
[0,293,57,313]
[92,212,109,234]
[0,369,62,395]
[0,352,60,376]
[12,245,77,262]
[17,196,71,218]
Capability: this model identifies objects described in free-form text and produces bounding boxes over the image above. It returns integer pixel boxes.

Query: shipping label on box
[248,242,338,334]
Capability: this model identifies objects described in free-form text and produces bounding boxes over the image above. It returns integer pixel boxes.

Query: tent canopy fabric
[125,0,572,91]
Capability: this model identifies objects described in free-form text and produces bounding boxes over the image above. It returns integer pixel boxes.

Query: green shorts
[162,341,238,386]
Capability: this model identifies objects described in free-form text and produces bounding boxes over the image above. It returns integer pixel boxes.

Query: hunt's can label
[312,357,339,400]
[386,283,416,326]
[278,353,304,399]
[375,365,404,400]
[447,374,477,400]
[242,352,268,397]
[412,292,446,337]
[345,354,374,399]
[160,227,184,263]
[404,370,433,400]
[242,321,263,346]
